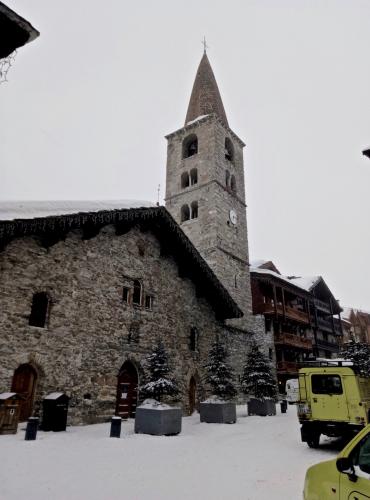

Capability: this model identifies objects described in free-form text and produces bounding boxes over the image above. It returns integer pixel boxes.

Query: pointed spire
[185,53,229,127]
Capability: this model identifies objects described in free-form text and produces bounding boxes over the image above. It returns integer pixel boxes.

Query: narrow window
[191,201,198,219]
[230,175,236,193]
[225,170,230,188]
[234,275,238,288]
[190,327,199,352]
[145,295,153,309]
[181,204,190,222]
[183,134,198,158]
[122,287,130,303]
[132,280,142,306]
[190,168,198,185]
[269,348,273,360]
[29,292,49,328]
[225,138,234,162]
[181,172,190,189]
[136,239,145,256]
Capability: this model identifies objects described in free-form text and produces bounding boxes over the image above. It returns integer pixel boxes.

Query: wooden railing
[255,303,310,323]
[275,333,312,350]
[315,338,340,352]
[276,361,298,373]
[314,298,331,314]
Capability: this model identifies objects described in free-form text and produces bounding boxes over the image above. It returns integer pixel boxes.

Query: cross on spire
[202,36,209,54]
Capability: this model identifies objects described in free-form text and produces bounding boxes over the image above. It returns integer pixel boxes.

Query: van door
[310,374,349,421]
[339,431,370,498]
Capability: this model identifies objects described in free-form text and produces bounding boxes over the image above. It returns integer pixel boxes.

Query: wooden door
[116,362,138,419]
[189,376,197,415]
[11,364,37,421]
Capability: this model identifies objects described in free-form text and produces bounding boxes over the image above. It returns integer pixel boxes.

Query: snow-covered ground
[0,406,340,500]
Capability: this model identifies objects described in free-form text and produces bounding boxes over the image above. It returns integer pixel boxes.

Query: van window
[311,375,343,395]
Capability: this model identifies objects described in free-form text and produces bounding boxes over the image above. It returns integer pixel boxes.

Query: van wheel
[307,433,320,448]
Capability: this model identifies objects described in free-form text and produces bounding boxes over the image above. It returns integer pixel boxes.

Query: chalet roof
[0,1,40,59]
[250,267,310,296]
[185,52,229,127]
[288,276,321,291]
[289,275,342,314]
[0,204,242,320]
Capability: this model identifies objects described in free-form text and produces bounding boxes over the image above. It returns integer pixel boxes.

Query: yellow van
[304,423,370,499]
[298,361,370,448]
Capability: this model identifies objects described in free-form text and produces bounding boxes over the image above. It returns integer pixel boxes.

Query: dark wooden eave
[250,270,311,298]
[0,206,242,320]
[0,1,40,59]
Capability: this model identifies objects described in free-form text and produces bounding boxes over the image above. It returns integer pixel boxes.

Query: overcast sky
[1,0,370,311]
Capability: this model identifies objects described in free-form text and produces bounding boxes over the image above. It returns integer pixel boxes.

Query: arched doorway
[116,361,138,419]
[188,376,198,415]
[11,364,38,421]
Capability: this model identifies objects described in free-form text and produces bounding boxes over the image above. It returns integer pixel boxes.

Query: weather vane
[202,36,209,54]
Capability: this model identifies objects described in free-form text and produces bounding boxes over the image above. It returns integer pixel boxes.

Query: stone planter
[199,401,236,424]
[134,406,182,436]
[247,398,276,416]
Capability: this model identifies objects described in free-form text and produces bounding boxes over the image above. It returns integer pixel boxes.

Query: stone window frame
[189,327,199,352]
[122,276,155,312]
[182,133,198,159]
[29,291,51,329]
[225,137,234,163]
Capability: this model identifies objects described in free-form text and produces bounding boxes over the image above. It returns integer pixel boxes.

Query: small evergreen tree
[140,340,179,402]
[204,340,237,400]
[241,343,277,400]
[341,340,370,377]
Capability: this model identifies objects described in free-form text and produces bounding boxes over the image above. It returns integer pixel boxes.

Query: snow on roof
[287,276,320,291]
[44,392,65,400]
[0,200,155,222]
[250,259,269,268]
[250,267,309,293]
[0,392,17,400]
[186,114,209,126]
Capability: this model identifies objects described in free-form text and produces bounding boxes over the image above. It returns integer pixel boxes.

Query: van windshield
[311,375,343,395]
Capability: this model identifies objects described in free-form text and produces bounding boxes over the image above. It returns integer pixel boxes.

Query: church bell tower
[165,50,254,331]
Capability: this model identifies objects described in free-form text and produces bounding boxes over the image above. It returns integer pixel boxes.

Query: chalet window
[191,201,198,219]
[230,175,236,194]
[183,134,198,158]
[145,295,153,309]
[225,138,234,162]
[181,172,190,189]
[190,327,199,352]
[190,168,198,185]
[181,204,190,222]
[122,287,130,303]
[29,292,49,328]
[132,280,142,306]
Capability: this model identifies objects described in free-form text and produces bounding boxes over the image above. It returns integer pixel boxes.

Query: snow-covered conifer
[204,340,237,400]
[341,341,370,377]
[241,343,277,400]
[140,340,179,402]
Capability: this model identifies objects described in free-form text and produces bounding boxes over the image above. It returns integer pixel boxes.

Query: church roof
[185,52,229,127]
[0,204,242,320]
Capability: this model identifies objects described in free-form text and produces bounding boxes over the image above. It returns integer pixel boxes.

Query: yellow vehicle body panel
[298,367,370,425]
[304,425,370,499]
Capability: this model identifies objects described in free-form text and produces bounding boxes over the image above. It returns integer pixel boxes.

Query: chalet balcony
[314,338,340,352]
[314,317,342,336]
[314,298,331,314]
[276,361,298,374]
[275,333,313,350]
[256,303,309,324]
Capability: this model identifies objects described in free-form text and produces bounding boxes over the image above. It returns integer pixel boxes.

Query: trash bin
[0,393,22,434]
[41,392,69,432]
[280,400,288,413]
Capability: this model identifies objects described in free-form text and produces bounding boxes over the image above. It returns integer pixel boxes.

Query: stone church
[0,52,271,425]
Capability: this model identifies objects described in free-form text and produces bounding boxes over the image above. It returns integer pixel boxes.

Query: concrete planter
[248,398,276,416]
[134,406,182,436]
[199,401,236,424]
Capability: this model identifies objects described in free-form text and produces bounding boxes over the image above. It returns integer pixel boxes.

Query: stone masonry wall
[0,225,263,425]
